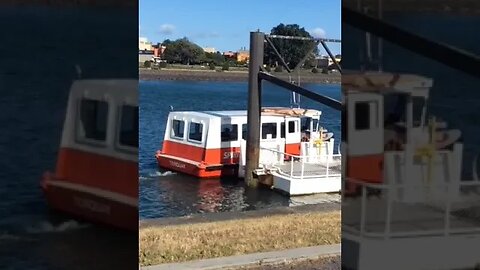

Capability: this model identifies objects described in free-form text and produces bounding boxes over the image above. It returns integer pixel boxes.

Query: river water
[139,80,341,219]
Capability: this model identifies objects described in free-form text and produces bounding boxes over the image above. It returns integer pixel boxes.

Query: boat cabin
[41,79,138,230]
[343,72,462,201]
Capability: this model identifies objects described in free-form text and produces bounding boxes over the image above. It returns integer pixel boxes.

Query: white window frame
[170,119,186,141]
[114,104,138,154]
[75,98,109,148]
[187,121,204,144]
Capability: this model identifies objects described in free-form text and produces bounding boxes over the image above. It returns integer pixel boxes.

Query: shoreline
[140,203,340,228]
[139,68,341,84]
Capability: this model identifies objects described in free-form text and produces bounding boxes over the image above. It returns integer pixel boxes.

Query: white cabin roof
[342,72,432,97]
[67,79,138,105]
[170,107,321,119]
[202,111,248,117]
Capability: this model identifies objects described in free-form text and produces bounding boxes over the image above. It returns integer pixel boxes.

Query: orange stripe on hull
[41,180,138,231]
[54,148,138,198]
[345,154,384,194]
[156,152,237,178]
[162,140,206,162]
[285,143,301,157]
[161,140,241,164]
[158,141,301,178]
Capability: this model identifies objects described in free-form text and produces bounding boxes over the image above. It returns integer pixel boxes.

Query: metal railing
[343,178,480,239]
[259,146,341,180]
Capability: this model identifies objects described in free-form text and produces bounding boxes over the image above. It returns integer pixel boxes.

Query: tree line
[159,23,334,69]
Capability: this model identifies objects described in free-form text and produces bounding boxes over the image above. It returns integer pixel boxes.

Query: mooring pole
[245,31,264,188]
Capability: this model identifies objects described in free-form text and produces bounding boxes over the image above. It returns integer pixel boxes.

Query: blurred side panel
[342,1,480,269]
[0,1,138,269]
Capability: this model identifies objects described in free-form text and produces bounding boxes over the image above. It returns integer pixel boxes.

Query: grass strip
[139,210,340,266]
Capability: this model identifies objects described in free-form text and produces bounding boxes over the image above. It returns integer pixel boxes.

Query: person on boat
[301,130,310,142]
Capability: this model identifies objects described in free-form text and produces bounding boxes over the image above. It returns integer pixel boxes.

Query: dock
[239,140,342,196]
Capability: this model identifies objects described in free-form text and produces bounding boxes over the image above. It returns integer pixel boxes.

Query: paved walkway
[140,244,341,270]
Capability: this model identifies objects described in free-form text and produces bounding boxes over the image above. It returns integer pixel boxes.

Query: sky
[139,0,341,55]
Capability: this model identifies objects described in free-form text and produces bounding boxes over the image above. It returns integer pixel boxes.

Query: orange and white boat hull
[155,151,238,178]
[41,172,138,231]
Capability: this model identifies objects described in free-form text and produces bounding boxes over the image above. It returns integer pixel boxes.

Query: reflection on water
[140,171,291,219]
[140,168,341,219]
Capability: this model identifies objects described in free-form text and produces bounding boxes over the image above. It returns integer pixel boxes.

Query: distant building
[139,50,154,63]
[203,47,216,54]
[139,37,153,51]
[152,43,167,58]
[236,47,249,63]
[315,54,341,68]
[222,48,249,63]
[223,51,236,58]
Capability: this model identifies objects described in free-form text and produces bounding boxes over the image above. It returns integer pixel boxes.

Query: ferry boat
[41,79,138,230]
[156,107,342,195]
[156,108,330,177]
[341,72,480,270]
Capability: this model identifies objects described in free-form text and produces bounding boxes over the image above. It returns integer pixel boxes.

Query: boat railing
[343,178,480,240]
[259,146,341,180]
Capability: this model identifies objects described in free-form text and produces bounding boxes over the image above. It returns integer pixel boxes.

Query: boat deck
[343,195,480,236]
[273,161,342,178]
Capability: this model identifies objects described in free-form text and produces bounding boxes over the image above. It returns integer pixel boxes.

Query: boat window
[188,122,203,142]
[355,101,378,130]
[384,94,406,127]
[171,119,185,139]
[221,124,238,142]
[77,99,108,142]
[262,123,277,139]
[288,121,296,133]
[301,117,310,132]
[355,102,370,130]
[312,119,319,132]
[412,97,425,127]
[242,124,247,140]
[280,122,285,138]
[384,94,423,127]
[118,105,138,148]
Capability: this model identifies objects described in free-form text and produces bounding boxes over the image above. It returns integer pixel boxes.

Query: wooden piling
[245,31,264,188]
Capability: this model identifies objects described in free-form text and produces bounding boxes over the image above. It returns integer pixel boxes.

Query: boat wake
[151,170,175,177]
[25,220,90,234]
[139,171,176,181]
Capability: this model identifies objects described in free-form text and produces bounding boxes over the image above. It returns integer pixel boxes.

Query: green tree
[205,51,225,65]
[162,39,173,46]
[264,24,319,70]
[163,37,205,65]
[222,62,230,71]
